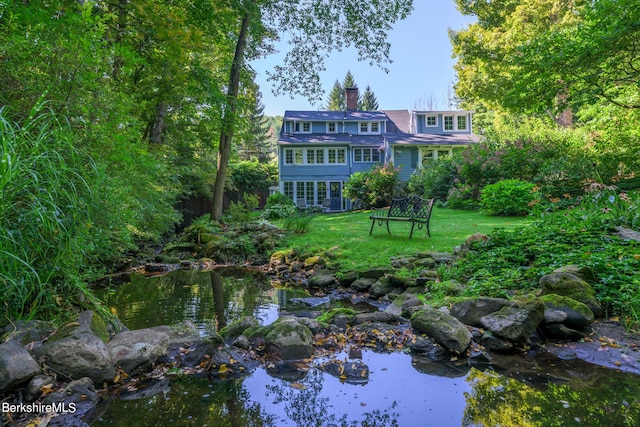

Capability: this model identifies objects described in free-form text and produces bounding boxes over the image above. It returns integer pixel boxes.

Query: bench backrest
[388,196,434,219]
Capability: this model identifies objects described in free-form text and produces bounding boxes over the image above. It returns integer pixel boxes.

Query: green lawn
[274,207,533,271]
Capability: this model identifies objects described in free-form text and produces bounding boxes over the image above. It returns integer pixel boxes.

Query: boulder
[539,272,602,317]
[385,293,423,317]
[553,265,597,284]
[540,294,594,328]
[544,309,568,324]
[308,273,337,290]
[24,374,54,402]
[411,306,472,354]
[265,319,313,360]
[450,297,515,327]
[107,328,169,373]
[542,323,591,340]
[1,320,56,347]
[42,377,99,424]
[350,277,377,292]
[359,268,390,279]
[352,312,405,325]
[31,312,115,384]
[0,340,40,392]
[221,316,260,342]
[369,276,395,298]
[480,300,545,342]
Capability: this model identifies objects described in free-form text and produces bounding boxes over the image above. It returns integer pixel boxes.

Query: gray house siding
[416,112,473,134]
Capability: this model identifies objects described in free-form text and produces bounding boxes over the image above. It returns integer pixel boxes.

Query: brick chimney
[345,87,359,111]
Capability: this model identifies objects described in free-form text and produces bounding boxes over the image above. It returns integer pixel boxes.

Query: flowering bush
[344,163,400,209]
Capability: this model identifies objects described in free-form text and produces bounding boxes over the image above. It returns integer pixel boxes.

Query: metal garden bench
[369,195,435,239]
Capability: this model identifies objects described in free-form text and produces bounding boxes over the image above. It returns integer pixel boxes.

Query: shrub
[446,184,479,210]
[480,179,537,216]
[406,156,461,201]
[266,192,294,207]
[224,194,259,225]
[344,163,400,209]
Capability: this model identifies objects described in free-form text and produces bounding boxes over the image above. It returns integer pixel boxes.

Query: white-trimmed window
[444,115,468,131]
[420,147,452,166]
[353,148,381,163]
[444,116,454,131]
[457,115,467,130]
[425,115,437,127]
[327,148,346,164]
[293,121,311,133]
[327,122,337,133]
[359,122,380,134]
[283,182,294,199]
[284,147,343,165]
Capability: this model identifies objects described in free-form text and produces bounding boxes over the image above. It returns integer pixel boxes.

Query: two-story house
[277,88,478,211]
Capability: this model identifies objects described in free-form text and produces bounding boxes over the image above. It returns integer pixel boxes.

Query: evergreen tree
[325,80,345,110]
[360,85,379,110]
[343,70,357,90]
[238,90,273,162]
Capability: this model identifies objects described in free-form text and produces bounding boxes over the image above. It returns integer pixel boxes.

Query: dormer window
[444,114,467,131]
[327,122,337,133]
[359,122,380,134]
[294,121,311,133]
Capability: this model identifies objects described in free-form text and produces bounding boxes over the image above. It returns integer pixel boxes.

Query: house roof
[278,133,385,146]
[382,110,412,134]
[385,132,479,146]
[283,110,387,121]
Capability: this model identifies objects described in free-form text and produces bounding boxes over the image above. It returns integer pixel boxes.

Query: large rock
[1,320,56,347]
[107,328,169,373]
[0,340,40,392]
[540,294,594,328]
[553,265,596,284]
[385,293,423,317]
[308,273,337,290]
[539,272,602,317]
[480,300,545,342]
[265,319,313,360]
[350,277,377,292]
[42,377,99,425]
[450,297,515,327]
[411,306,472,354]
[369,276,395,298]
[31,311,115,384]
[221,316,260,342]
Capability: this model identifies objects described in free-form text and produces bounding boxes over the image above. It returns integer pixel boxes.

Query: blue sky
[250,2,475,116]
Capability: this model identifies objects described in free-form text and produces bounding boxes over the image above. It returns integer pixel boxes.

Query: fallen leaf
[218,364,228,374]
[290,383,307,390]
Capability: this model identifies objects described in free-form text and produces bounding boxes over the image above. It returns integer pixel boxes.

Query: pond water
[94,269,640,427]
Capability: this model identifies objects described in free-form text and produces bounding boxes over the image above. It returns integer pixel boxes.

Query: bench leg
[409,222,415,239]
[369,219,375,235]
[386,221,390,234]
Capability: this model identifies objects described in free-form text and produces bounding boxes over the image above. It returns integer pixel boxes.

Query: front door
[329,181,342,211]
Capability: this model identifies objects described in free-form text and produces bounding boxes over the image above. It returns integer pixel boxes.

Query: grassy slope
[275,207,532,271]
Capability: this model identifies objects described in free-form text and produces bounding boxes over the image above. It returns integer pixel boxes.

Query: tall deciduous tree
[211,0,414,220]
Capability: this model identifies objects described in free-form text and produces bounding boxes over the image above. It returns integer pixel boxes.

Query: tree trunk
[212,4,253,221]
[149,101,167,144]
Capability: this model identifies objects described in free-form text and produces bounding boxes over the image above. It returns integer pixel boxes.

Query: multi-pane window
[284,148,344,165]
[457,116,467,130]
[421,148,452,166]
[353,148,381,162]
[306,182,314,205]
[444,116,454,131]
[426,116,437,127]
[293,121,311,133]
[283,182,294,200]
[327,148,346,164]
[327,122,337,133]
[359,122,380,134]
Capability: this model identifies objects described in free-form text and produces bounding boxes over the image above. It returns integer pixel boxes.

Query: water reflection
[95,270,640,427]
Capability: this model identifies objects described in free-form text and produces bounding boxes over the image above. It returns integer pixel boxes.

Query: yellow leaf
[290,382,307,390]
[218,364,228,374]
[229,358,236,365]
[614,361,622,366]
[110,307,118,315]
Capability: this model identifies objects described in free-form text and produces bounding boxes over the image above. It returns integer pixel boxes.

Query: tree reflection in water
[265,369,400,427]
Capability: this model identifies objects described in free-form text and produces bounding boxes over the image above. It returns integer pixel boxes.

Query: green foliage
[227,161,277,194]
[281,212,316,234]
[262,193,297,220]
[224,194,259,225]
[325,80,345,111]
[360,84,379,110]
[480,179,537,216]
[406,156,460,201]
[0,104,97,320]
[344,163,401,209]
[446,185,479,210]
[441,204,640,327]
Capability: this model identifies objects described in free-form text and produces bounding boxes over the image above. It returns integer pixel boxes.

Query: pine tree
[360,85,379,110]
[343,70,357,90]
[325,80,344,110]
